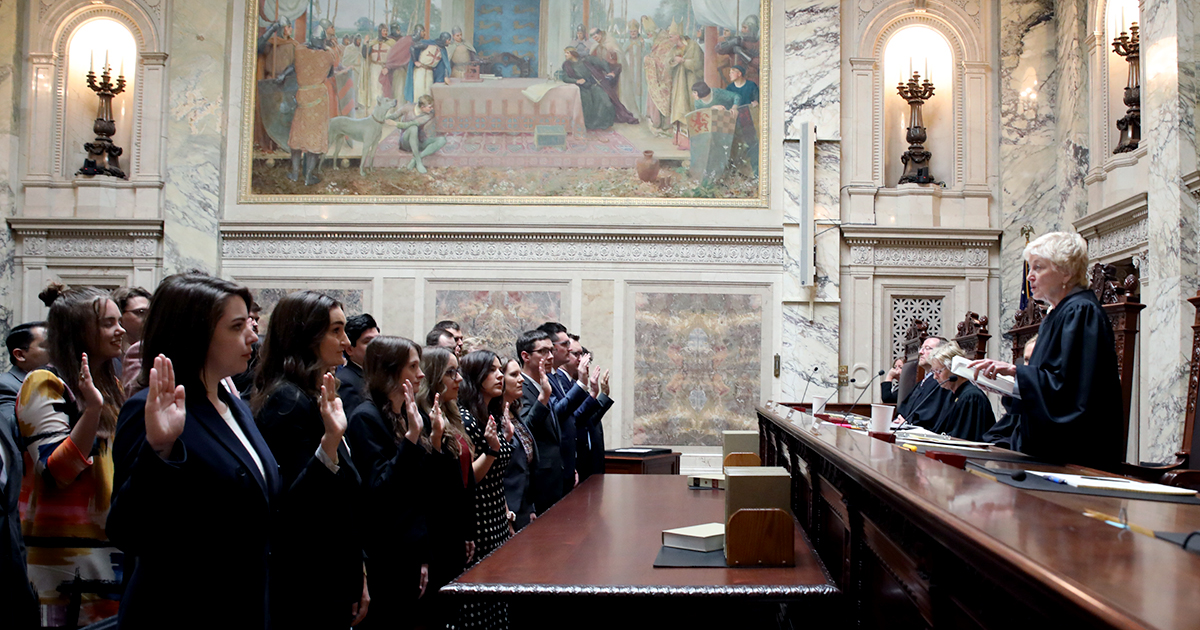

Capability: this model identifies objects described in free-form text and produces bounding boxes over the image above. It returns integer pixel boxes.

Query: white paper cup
[871,404,895,433]
[812,395,829,415]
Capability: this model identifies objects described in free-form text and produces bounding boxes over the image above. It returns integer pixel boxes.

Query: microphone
[947,374,959,382]
[851,369,887,411]
[800,366,818,409]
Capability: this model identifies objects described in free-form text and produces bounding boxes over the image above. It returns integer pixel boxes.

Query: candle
[90,50,94,73]
[119,58,124,77]
[1121,6,1125,32]
[104,50,109,70]
[924,58,928,80]
[909,57,913,78]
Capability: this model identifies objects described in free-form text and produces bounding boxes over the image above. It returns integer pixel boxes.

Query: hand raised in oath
[145,354,187,459]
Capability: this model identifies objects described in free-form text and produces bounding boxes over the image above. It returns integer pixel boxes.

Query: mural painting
[241,0,768,203]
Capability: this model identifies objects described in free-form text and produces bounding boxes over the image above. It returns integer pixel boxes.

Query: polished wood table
[442,474,839,626]
[602,450,681,475]
[758,405,1200,630]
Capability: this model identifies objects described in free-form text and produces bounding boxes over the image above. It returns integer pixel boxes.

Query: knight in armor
[278,22,338,185]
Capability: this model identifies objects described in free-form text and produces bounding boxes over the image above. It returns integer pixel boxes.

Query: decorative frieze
[9,219,163,260]
[220,231,785,266]
[847,242,990,268]
[1087,217,1147,260]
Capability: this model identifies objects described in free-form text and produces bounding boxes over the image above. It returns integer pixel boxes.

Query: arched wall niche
[22,0,167,216]
[879,24,956,187]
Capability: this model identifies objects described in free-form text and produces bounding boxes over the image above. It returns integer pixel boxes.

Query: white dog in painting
[326,96,400,175]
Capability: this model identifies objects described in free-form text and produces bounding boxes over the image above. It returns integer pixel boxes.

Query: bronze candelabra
[1112,22,1140,153]
[76,62,128,179]
[896,71,936,185]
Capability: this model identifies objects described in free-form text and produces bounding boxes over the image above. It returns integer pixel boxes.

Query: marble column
[782,0,841,402]
[0,0,22,364]
[161,1,231,273]
[1141,0,1198,461]
[998,0,1060,357]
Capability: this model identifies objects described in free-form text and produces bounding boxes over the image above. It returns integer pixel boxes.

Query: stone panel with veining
[785,0,840,139]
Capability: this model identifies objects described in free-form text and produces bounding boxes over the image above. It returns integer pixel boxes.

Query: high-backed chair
[952,311,991,360]
[896,319,929,404]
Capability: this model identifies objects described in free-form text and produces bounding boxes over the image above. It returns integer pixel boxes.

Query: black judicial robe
[983,396,1024,452]
[897,374,952,429]
[1013,288,1123,467]
[930,380,996,442]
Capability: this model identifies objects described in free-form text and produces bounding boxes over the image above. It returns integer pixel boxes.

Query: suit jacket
[575,392,613,482]
[549,370,584,494]
[336,361,368,417]
[108,386,282,630]
[503,403,543,530]
[880,380,897,404]
[520,373,586,512]
[0,367,26,438]
[255,382,364,628]
[1,383,36,630]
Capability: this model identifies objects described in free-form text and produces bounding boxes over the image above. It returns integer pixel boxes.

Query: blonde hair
[930,341,966,369]
[1024,232,1089,290]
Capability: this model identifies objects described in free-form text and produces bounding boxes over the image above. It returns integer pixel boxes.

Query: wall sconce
[896,70,936,184]
[76,52,127,179]
[1111,22,1140,153]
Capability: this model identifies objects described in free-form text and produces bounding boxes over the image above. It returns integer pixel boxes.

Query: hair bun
[38,282,67,308]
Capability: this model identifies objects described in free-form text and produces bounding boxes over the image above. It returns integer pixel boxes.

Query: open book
[950,355,1017,397]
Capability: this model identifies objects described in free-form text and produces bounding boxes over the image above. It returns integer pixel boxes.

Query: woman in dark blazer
[108,272,282,630]
[500,356,540,530]
[251,291,368,628]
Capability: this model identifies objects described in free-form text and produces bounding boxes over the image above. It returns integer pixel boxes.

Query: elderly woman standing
[927,342,995,442]
[970,232,1123,466]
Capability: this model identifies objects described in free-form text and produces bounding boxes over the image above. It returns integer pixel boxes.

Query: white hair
[1024,231,1089,289]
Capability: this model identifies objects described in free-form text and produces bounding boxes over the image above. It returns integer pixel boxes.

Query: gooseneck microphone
[800,366,818,409]
[851,369,887,411]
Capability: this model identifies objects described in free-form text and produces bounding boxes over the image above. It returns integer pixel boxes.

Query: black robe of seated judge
[930,380,996,442]
[897,373,952,429]
[1013,288,1123,467]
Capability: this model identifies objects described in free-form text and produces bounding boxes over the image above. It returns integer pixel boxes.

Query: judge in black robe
[970,232,1123,468]
[896,337,953,428]
[928,348,995,441]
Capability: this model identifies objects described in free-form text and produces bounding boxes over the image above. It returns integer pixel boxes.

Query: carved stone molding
[220,229,785,265]
[8,219,163,260]
[1087,218,1147,260]
[846,243,989,268]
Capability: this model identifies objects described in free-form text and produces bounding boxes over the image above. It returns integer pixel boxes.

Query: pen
[900,443,917,452]
[1044,475,1068,484]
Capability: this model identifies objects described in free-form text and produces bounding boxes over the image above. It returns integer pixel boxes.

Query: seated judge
[983,335,1036,451]
[927,342,995,441]
[894,336,952,428]
[970,232,1123,467]
[879,358,905,404]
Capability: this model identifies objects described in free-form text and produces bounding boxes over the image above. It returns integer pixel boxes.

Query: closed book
[688,473,726,489]
[725,466,792,526]
[662,522,726,552]
[722,430,760,461]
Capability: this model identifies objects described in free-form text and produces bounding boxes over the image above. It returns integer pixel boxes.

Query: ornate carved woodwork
[953,311,991,360]
[903,318,929,364]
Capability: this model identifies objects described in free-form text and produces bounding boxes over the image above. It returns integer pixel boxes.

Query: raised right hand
[537,357,552,405]
[77,352,104,412]
[145,354,187,459]
[484,415,501,451]
[402,380,424,443]
[588,367,601,398]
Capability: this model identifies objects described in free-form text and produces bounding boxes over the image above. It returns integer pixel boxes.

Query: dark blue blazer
[520,373,586,512]
[109,385,282,630]
[335,361,367,417]
[1,392,37,630]
[503,402,543,530]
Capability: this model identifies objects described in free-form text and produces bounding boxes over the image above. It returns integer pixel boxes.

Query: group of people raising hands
[11,271,611,630]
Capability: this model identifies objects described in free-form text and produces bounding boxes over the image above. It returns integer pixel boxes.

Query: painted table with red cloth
[432,78,588,137]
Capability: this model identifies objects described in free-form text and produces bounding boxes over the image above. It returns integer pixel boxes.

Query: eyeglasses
[531,347,552,355]
[124,308,149,317]
[552,338,570,347]
[568,350,584,357]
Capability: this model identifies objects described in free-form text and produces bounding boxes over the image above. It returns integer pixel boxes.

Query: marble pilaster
[1141,0,1199,461]
[162,1,229,273]
[0,0,22,364]
[784,0,841,139]
[998,0,1060,356]
[780,303,840,401]
[1054,0,1090,223]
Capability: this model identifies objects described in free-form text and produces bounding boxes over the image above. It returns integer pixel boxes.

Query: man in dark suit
[518,329,587,514]
[337,313,379,416]
[896,336,952,429]
[570,338,613,483]
[538,323,605,496]
[1,321,47,629]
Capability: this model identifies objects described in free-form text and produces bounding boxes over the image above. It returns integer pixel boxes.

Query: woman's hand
[968,359,1017,380]
[144,355,187,459]
[465,540,475,564]
[537,357,552,405]
[501,410,515,442]
[402,380,423,444]
[484,415,501,452]
[418,564,429,598]
[318,373,347,463]
[78,352,104,412]
[351,570,370,626]
[429,393,445,451]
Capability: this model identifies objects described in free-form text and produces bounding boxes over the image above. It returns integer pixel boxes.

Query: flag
[1019,257,1032,311]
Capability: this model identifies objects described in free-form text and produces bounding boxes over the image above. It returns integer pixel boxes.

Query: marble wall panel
[780,303,839,401]
[580,280,615,375]
[1055,0,1090,223]
[162,1,229,273]
[0,0,21,367]
[632,292,762,446]
[434,290,561,356]
[381,278,417,340]
[784,0,841,139]
[998,0,1061,355]
[252,287,366,328]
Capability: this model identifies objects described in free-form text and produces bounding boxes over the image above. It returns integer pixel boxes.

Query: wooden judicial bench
[757,404,1200,629]
[603,449,681,475]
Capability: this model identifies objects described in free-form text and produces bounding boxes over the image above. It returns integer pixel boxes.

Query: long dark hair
[458,349,503,426]
[418,346,466,458]
[362,336,428,450]
[39,283,125,434]
[138,273,253,395]
[498,355,523,422]
[251,290,342,412]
